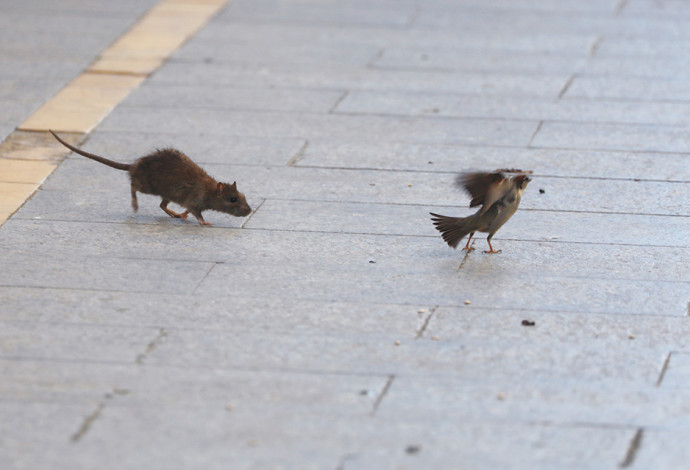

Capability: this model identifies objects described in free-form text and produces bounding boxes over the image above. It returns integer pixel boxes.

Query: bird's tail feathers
[429,212,476,249]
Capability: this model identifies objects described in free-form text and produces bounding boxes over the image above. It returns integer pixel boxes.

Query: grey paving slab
[595,36,690,58]
[373,47,589,75]
[5,219,688,285]
[621,0,690,18]
[245,199,690,247]
[585,55,690,80]
[176,41,380,67]
[425,307,690,353]
[12,186,256,227]
[0,359,133,403]
[0,359,387,413]
[3,0,690,468]
[194,258,688,315]
[37,159,690,216]
[123,83,344,114]
[565,75,690,102]
[0,286,438,339]
[656,352,690,389]
[220,0,417,26]
[532,120,690,153]
[0,123,13,143]
[0,402,97,470]
[632,430,690,470]
[0,0,158,15]
[411,9,613,34]
[335,90,690,126]
[194,21,597,56]
[297,140,690,181]
[80,130,306,166]
[141,325,661,380]
[153,61,570,97]
[0,251,214,294]
[0,78,63,139]
[337,423,633,470]
[101,107,539,147]
[0,30,120,63]
[378,375,685,427]
[413,0,619,14]
[38,410,632,470]
[0,322,159,363]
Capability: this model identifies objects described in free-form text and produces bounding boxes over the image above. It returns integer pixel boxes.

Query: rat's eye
[229,197,238,203]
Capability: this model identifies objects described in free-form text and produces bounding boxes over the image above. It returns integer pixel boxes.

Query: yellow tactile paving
[89,0,228,76]
[0,182,40,213]
[0,159,58,184]
[0,0,229,226]
[18,73,146,134]
[0,130,83,161]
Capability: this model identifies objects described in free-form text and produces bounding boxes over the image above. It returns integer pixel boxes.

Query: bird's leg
[462,232,475,251]
[483,236,502,254]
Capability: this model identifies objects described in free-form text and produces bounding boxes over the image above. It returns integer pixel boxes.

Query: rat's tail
[50,130,131,171]
[430,212,477,249]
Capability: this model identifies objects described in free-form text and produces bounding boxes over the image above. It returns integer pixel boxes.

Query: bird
[430,171,531,254]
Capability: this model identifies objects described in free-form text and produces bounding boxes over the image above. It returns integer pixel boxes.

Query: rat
[50,130,252,226]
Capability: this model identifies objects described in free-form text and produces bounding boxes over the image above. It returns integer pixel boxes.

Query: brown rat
[50,130,252,226]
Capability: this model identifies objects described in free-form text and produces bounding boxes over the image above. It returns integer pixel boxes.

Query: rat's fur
[50,130,251,225]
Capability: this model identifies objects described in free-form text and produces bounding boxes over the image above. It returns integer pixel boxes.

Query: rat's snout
[240,204,252,217]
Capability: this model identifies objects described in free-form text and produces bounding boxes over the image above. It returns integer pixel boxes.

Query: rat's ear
[231,181,237,191]
[216,182,224,196]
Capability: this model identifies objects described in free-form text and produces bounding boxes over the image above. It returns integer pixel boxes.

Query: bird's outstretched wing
[455,171,507,211]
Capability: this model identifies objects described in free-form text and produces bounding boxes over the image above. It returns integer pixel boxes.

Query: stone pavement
[1,0,690,468]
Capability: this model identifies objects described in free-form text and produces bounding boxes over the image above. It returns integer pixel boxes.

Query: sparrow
[430,171,531,254]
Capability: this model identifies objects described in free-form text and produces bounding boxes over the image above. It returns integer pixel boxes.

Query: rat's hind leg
[159,199,189,219]
[131,186,139,212]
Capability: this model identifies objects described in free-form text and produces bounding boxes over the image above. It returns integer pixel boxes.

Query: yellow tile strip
[90,0,228,76]
[0,0,229,226]
[19,74,146,134]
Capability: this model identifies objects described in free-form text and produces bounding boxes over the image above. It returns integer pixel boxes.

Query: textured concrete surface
[1,0,690,469]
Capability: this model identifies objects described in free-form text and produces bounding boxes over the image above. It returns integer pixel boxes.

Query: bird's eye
[230,197,238,203]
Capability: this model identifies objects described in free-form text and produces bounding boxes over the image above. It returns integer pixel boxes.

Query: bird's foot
[483,249,502,254]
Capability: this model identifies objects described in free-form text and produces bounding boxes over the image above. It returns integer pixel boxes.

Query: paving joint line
[415,306,438,339]
[70,387,130,443]
[329,91,350,114]
[335,453,358,470]
[614,0,629,15]
[370,374,395,416]
[286,140,309,166]
[588,36,604,57]
[557,74,576,99]
[366,48,385,68]
[241,198,266,228]
[404,6,421,27]
[619,427,644,468]
[456,240,475,271]
[134,328,168,364]
[527,120,544,147]
[193,264,218,295]
[655,351,673,387]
